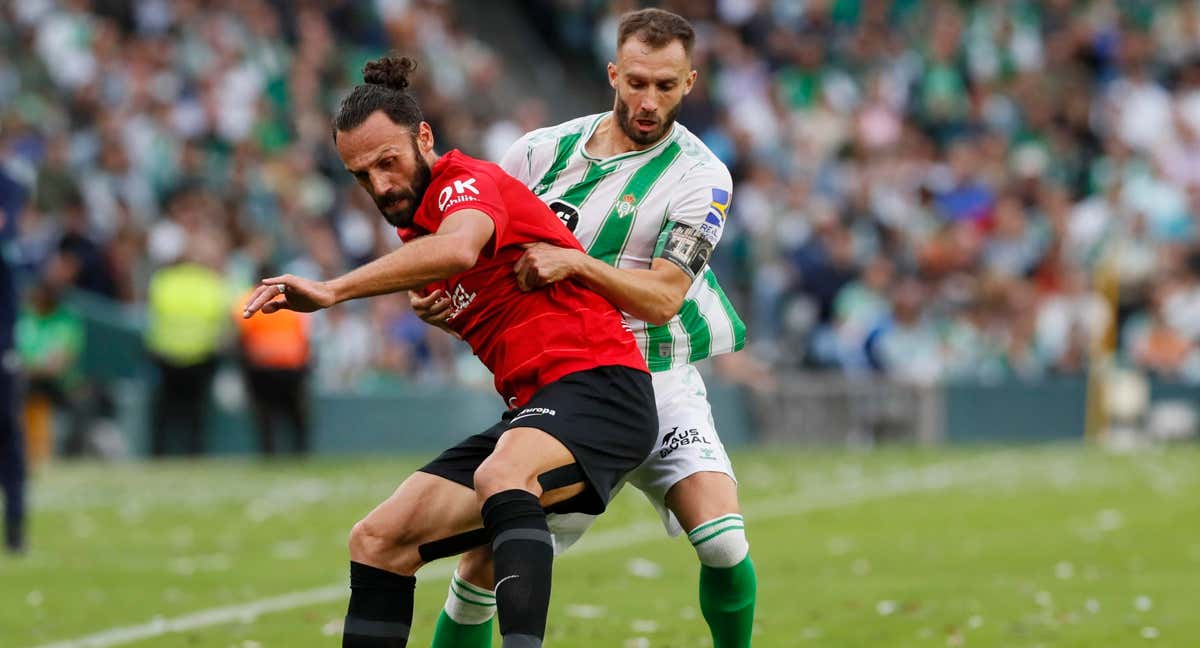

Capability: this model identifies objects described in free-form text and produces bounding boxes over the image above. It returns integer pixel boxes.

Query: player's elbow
[444,246,480,274]
[644,293,685,326]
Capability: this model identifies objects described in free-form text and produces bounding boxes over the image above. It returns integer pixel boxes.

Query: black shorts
[420,365,657,515]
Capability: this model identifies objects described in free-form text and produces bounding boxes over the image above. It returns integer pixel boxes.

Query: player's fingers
[242,284,278,317]
[513,250,531,276]
[410,289,441,310]
[515,264,533,292]
[428,297,450,316]
[408,290,436,312]
[261,296,290,314]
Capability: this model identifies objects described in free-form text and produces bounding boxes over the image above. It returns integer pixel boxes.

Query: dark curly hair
[332,55,424,138]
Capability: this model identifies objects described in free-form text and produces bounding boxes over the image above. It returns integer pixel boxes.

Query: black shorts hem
[419,365,656,515]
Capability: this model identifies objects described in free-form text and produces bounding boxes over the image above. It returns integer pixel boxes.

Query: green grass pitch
[4,445,1198,647]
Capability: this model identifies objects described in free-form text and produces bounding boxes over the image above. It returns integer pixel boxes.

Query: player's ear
[417,121,435,155]
[683,69,697,95]
[607,62,618,89]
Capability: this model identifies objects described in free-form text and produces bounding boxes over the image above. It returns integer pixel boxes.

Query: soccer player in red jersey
[242,56,657,648]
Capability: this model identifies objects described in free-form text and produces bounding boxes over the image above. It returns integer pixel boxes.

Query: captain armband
[657,223,714,279]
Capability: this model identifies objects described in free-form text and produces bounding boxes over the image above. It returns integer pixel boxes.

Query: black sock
[342,561,415,648]
[482,489,553,647]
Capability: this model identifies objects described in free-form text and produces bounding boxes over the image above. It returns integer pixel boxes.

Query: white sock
[688,514,750,568]
[444,569,497,625]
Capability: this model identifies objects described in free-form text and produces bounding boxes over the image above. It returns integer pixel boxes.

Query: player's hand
[514,243,582,291]
[242,274,335,318]
[410,289,459,337]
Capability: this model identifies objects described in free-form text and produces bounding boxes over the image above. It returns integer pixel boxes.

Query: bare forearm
[328,236,473,304]
[573,255,687,326]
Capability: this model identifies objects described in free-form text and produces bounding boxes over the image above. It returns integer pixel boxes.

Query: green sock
[431,610,493,648]
[429,571,495,648]
[699,555,757,648]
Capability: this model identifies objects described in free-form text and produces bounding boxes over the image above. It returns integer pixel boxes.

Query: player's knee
[348,518,421,574]
[473,457,536,500]
[689,515,750,568]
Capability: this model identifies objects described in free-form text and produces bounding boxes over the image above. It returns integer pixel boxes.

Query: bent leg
[344,471,482,648]
[473,427,579,648]
[667,472,756,648]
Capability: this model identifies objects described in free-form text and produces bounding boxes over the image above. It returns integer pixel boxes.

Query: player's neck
[587,114,668,159]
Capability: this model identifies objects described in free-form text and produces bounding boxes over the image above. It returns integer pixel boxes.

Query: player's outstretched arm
[243,209,494,318]
[514,243,692,326]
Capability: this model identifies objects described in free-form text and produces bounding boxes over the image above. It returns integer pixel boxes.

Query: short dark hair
[332,55,424,138]
[617,8,695,58]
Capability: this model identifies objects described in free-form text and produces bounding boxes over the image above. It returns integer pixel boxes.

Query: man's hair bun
[363,55,416,91]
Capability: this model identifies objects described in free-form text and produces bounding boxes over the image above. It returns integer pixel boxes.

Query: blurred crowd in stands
[3,0,1200,430]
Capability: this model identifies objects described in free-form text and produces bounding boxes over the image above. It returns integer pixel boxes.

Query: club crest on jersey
[615,193,637,218]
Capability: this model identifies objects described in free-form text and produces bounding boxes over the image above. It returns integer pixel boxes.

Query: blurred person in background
[16,253,84,464]
[0,117,34,554]
[233,265,311,457]
[145,226,229,457]
[866,276,945,384]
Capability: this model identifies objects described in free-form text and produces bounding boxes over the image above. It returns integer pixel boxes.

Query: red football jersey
[398,150,648,408]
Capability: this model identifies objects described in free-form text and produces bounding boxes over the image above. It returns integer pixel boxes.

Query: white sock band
[687,514,750,568]
[444,570,497,625]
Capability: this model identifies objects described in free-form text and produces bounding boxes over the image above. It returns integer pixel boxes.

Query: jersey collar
[579,112,677,166]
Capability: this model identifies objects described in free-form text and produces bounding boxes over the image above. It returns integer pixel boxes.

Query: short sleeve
[413,165,510,255]
[665,163,734,248]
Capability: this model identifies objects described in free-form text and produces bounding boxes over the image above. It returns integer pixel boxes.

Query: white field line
[29,456,1021,648]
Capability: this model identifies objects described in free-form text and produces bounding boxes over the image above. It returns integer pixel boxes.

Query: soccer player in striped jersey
[419,9,756,647]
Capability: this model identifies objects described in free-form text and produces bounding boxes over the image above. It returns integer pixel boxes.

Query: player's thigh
[631,364,740,531]
[474,426,584,504]
[350,471,480,572]
[665,470,741,531]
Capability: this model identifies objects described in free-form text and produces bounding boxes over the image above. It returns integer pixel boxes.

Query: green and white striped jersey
[499,112,746,372]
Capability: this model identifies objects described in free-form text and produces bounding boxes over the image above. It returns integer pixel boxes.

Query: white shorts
[547,364,737,554]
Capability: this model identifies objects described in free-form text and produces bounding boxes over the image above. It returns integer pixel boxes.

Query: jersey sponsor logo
[548,200,580,232]
[659,426,712,459]
[615,193,637,219]
[510,406,557,424]
[446,283,477,321]
[437,177,481,212]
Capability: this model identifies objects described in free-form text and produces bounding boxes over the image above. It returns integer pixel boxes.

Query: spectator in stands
[16,254,84,464]
[5,0,1200,435]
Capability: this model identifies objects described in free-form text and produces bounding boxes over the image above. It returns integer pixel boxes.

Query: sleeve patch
[709,187,730,219]
[436,177,482,212]
[658,223,714,279]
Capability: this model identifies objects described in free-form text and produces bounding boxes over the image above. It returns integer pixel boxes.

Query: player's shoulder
[520,113,603,151]
[438,149,507,181]
[670,123,732,189]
